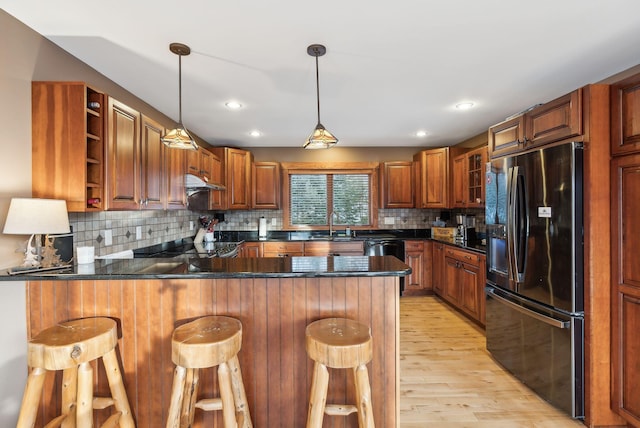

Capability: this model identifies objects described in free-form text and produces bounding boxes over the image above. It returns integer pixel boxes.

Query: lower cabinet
[304,241,364,256]
[611,153,640,426]
[432,242,446,295]
[403,240,432,295]
[239,242,262,258]
[437,244,486,325]
[262,242,304,257]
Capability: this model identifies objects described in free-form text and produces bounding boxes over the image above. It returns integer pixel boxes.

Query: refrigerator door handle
[487,287,570,329]
[507,166,527,289]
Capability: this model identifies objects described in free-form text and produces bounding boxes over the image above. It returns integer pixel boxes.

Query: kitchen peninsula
[15,255,409,427]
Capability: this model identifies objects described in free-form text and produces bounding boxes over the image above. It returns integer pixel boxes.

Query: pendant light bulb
[162,42,198,151]
[304,44,338,149]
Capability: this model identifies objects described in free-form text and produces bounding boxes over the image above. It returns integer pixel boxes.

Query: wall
[0,10,199,425]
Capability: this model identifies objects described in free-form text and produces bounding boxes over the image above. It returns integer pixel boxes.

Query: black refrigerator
[485,141,584,419]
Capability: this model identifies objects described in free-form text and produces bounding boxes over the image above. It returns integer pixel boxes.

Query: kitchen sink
[137,262,185,274]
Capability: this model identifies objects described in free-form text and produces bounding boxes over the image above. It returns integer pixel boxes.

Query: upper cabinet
[489,89,583,158]
[187,146,223,187]
[32,82,106,212]
[380,161,415,208]
[252,161,280,209]
[105,98,141,210]
[611,73,640,156]
[452,145,487,208]
[140,115,165,210]
[212,147,253,210]
[413,147,466,209]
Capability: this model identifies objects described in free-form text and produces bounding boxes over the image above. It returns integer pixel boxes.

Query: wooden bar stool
[305,317,375,428]
[166,316,252,428]
[17,317,135,428]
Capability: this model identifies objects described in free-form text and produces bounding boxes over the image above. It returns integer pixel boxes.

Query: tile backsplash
[68,207,486,257]
[69,210,199,257]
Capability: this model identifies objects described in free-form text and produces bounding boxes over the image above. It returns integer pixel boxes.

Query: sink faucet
[329,211,336,237]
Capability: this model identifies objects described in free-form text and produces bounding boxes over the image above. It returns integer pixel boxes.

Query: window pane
[290,174,327,225]
[333,174,369,226]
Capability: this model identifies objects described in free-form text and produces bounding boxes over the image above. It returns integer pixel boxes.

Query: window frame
[281,162,379,231]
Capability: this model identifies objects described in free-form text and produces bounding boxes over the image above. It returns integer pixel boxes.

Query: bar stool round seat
[166,316,252,428]
[17,317,135,428]
[305,317,375,428]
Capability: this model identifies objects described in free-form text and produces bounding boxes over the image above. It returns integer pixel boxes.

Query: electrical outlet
[136,226,142,240]
[271,218,277,226]
[189,221,195,231]
[104,229,112,246]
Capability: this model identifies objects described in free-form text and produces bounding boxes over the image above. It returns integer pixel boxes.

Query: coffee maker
[455,214,476,244]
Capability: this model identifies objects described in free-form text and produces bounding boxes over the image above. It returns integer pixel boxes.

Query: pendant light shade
[162,43,198,151]
[304,44,338,149]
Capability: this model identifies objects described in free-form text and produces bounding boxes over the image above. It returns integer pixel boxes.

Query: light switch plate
[384,217,395,225]
[136,226,142,240]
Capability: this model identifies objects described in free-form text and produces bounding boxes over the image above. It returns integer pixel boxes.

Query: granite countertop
[1,255,411,281]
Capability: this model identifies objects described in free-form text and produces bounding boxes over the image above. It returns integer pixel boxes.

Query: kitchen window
[281,163,379,230]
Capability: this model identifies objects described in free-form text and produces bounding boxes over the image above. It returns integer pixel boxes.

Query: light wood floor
[400,296,586,427]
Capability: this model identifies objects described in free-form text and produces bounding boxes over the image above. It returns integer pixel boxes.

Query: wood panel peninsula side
[20,255,408,427]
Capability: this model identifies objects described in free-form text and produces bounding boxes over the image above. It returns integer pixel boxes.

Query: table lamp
[2,198,71,273]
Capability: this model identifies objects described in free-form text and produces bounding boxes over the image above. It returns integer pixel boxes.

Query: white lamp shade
[3,198,70,235]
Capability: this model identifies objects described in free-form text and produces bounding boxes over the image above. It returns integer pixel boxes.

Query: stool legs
[61,367,78,427]
[217,362,237,428]
[166,366,187,428]
[77,361,94,427]
[102,348,135,428]
[306,362,330,428]
[16,368,46,428]
[227,355,252,428]
[354,364,374,428]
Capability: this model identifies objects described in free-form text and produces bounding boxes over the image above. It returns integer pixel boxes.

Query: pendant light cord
[178,53,183,125]
[315,52,321,125]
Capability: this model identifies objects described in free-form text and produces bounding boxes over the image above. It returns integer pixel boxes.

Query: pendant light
[161,42,198,150]
[304,44,338,149]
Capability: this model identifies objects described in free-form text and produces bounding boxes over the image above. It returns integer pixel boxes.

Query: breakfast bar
[20,255,409,427]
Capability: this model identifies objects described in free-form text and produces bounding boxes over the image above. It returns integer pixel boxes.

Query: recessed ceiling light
[415,130,428,138]
[249,130,262,137]
[455,102,475,110]
[225,101,243,110]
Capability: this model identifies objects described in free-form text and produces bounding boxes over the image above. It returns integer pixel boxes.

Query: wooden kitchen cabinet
[403,240,432,296]
[262,241,304,257]
[187,147,222,186]
[488,115,525,159]
[432,241,446,296]
[165,146,187,209]
[442,245,485,325]
[611,153,640,427]
[413,147,465,208]
[32,82,106,212]
[611,73,640,156]
[140,115,165,210]
[239,242,262,258]
[212,147,253,210]
[380,161,415,208]
[304,241,364,256]
[105,97,141,210]
[453,145,488,208]
[489,89,583,159]
[252,162,281,209]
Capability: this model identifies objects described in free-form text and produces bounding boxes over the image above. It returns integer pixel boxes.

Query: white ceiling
[3,1,640,148]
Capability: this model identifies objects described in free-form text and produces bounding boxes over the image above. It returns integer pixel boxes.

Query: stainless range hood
[185,173,225,193]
